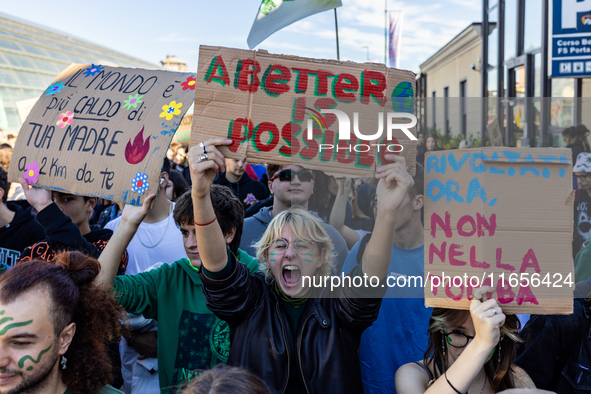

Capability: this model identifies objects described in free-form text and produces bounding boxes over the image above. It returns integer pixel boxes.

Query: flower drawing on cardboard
[56,111,74,128]
[160,101,182,121]
[125,126,151,164]
[23,162,40,185]
[131,172,150,195]
[123,94,143,110]
[44,82,65,96]
[181,76,196,90]
[83,64,104,77]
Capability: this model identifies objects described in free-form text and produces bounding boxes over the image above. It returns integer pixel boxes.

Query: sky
[2,0,482,74]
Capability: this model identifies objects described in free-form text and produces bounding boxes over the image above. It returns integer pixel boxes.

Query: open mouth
[282,265,301,287]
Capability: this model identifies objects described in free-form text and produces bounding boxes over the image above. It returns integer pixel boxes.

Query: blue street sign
[552,0,591,77]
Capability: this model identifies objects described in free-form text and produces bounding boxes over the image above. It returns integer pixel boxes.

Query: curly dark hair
[0,251,125,394]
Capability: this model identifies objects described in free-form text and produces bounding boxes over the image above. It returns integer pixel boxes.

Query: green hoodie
[112,249,258,394]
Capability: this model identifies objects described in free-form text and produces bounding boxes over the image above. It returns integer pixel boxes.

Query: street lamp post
[362,46,369,61]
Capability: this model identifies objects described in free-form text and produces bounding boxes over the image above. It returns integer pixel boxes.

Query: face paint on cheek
[18,344,52,371]
[303,259,314,263]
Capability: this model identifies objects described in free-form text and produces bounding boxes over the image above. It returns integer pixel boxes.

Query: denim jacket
[516,295,591,393]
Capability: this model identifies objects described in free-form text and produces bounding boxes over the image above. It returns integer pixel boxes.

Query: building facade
[419,0,591,148]
[0,12,159,135]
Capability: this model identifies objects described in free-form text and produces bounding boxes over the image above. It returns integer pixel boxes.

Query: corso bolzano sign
[191,46,418,177]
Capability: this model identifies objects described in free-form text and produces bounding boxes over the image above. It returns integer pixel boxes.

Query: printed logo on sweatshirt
[243,193,259,206]
[0,248,20,268]
[172,311,229,392]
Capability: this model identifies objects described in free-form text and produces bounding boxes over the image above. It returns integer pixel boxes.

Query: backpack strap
[414,361,435,387]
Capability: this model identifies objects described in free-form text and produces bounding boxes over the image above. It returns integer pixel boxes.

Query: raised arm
[96,195,154,288]
[329,178,360,249]
[187,138,233,273]
[361,154,412,279]
[396,287,509,394]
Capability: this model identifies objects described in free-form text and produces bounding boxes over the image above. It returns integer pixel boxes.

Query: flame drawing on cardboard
[125,126,151,165]
[191,46,418,178]
[7,64,195,205]
[424,147,574,315]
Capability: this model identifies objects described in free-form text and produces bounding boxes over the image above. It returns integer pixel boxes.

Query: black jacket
[199,252,383,394]
[516,279,591,393]
[213,171,269,208]
[18,203,127,275]
[0,201,45,267]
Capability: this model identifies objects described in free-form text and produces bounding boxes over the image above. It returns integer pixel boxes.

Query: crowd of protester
[0,128,589,394]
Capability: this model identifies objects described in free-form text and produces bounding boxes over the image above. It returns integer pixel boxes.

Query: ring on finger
[198,153,209,163]
[199,141,208,154]
[491,307,498,316]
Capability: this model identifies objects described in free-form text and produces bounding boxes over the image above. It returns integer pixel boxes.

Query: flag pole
[384,0,387,65]
[334,8,340,61]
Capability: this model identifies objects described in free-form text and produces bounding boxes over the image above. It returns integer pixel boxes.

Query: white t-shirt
[105,204,185,275]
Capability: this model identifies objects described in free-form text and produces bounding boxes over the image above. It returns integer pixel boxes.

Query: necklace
[476,376,487,394]
[137,202,172,248]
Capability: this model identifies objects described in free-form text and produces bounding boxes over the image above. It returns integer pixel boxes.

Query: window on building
[444,87,449,135]
[524,0,542,53]
[488,5,498,69]
[505,0,518,60]
[550,78,575,129]
[432,91,436,130]
[460,81,467,137]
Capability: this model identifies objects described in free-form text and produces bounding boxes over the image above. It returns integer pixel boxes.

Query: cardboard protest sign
[191,45,417,177]
[424,148,574,314]
[8,64,195,205]
[487,118,503,147]
[174,113,192,144]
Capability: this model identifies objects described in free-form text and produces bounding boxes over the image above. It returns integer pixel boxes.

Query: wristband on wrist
[194,216,217,226]
[445,371,467,394]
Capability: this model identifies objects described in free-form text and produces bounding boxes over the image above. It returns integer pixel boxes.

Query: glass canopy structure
[0,12,159,133]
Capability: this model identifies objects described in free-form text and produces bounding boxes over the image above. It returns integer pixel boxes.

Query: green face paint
[0,311,33,336]
[303,253,314,257]
[18,344,52,370]
[303,259,314,263]
[488,348,496,358]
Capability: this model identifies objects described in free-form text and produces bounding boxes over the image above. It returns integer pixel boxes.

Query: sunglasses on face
[271,169,314,182]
